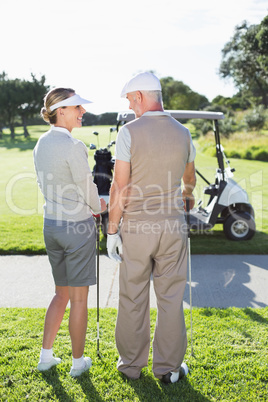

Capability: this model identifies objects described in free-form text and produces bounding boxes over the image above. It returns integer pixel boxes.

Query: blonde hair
[41,87,75,124]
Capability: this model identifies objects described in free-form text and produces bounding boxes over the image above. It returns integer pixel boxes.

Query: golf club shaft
[96,215,101,356]
[188,236,193,356]
[186,198,193,356]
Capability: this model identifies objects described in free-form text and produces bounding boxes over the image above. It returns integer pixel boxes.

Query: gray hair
[141,90,162,103]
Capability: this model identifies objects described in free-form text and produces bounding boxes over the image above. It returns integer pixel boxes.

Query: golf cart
[116,110,256,241]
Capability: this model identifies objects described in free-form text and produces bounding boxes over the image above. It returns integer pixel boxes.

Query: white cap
[50,94,92,111]
[121,72,162,98]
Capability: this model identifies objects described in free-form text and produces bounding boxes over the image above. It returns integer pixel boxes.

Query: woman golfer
[33,87,106,377]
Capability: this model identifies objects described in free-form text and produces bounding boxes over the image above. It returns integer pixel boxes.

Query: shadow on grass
[76,375,104,401]
[199,307,268,324]
[244,307,268,324]
[0,127,48,151]
[41,368,104,401]
[127,373,210,402]
[190,230,268,255]
[41,368,72,401]
[0,135,39,151]
[100,230,268,256]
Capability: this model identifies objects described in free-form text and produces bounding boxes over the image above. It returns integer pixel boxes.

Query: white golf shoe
[161,362,189,384]
[69,356,92,378]
[37,356,61,371]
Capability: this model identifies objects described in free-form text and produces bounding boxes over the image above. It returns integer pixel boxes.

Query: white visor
[50,94,92,111]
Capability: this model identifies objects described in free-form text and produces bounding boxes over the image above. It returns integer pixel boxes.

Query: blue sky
[1,0,267,113]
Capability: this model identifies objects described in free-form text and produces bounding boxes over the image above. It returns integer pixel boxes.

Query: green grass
[0,125,268,255]
[0,307,267,401]
[0,125,113,216]
[198,130,268,161]
[0,126,112,255]
[192,143,268,254]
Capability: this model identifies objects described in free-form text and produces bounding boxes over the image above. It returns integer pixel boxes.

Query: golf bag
[92,148,115,236]
[93,148,114,195]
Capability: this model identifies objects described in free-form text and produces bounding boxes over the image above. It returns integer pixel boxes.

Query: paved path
[0,255,267,309]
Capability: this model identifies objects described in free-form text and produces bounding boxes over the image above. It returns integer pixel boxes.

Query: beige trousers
[115,218,188,379]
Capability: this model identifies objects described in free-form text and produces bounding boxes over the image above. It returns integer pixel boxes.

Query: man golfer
[107,72,196,383]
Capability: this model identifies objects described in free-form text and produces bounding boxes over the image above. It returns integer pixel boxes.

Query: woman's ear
[57,108,64,116]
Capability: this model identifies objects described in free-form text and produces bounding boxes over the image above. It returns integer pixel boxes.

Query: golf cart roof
[117,110,225,122]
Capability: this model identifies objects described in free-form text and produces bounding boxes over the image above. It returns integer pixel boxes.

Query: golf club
[94,213,102,358]
[93,131,100,149]
[109,126,117,143]
[186,197,194,357]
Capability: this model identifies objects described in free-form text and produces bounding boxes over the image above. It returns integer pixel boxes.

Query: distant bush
[189,119,213,136]
[244,106,266,131]
[242,150,253,160]
[226,150,241,159]
[252,148,268,161]
[191,114,237,137]
[219,115,236,137]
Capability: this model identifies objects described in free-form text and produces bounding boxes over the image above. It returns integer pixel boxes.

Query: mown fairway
[0,125,267,254]
[1,127,268,402]
[0,307,267,401]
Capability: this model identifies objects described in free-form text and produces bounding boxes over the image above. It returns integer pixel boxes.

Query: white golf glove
[107,232,122,262]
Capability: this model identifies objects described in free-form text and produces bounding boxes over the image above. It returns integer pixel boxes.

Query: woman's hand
[100,198,107,213]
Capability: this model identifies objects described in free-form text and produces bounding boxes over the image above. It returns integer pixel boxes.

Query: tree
[210,93,250,112]
[82,112,117,126]
[219,16,268,107]
[160,77,209,111]
[0,73,22,139]
[0,72,49,138]
[18,74,49,137]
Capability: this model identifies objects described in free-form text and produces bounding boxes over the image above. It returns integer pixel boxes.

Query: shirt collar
[142,111,171,117]
[50,125,72,137]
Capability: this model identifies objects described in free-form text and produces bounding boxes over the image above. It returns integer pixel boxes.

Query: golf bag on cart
[92,147,115,236]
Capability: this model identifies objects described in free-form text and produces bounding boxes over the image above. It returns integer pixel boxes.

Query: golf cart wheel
[223,212,255,241]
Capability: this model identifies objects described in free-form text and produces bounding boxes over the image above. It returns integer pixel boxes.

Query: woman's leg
[68,286,89,358]
[42,286,69,349]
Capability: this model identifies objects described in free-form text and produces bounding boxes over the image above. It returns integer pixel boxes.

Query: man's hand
[182,160,196,211]
[182,191,195,211]
[107,232,122,262]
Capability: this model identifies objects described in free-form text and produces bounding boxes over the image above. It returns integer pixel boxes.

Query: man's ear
[136,91,142,103]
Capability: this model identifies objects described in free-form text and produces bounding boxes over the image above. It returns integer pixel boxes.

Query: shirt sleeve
[115,125,131,162]
[67,141,92,182]
[187,130,196,163]
[76,176,101,214]
[68,141,101,213]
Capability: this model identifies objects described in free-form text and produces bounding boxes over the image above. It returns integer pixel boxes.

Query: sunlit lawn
[0,125,267,254]
[1,307,267,401]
